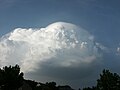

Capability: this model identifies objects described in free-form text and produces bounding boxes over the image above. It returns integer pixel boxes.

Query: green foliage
[0,65,24,90]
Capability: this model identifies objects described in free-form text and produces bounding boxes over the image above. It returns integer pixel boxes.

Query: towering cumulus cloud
[0,22,104,72]
[0,22,106,87]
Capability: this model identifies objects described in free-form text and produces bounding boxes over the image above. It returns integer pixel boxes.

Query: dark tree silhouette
[46,82,57,90]
[83,87,93,90]
[97,69,120,90]
[24,79,38,90]
[1,64,120,90]
[83,86,97,90]
[0,65,24,90]
[82,69,120,90]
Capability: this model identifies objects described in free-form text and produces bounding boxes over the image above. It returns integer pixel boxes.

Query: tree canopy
[0,65,120,90]
[0,65,24,90]
[97,69,120,90]
[83,69,120,90]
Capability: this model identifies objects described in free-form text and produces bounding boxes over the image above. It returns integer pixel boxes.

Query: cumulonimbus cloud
[0,22,104,73]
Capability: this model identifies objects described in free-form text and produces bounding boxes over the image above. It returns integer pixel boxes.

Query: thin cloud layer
[0,22,105,88]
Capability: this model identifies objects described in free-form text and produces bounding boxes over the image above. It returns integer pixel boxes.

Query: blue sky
[0,0,120,47]
[0,0,120,88]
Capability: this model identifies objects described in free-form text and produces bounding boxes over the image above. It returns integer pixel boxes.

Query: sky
[0,0,120,89]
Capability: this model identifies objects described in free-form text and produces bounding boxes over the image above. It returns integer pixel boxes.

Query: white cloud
[0,22,108,88]
[0,22,104,73]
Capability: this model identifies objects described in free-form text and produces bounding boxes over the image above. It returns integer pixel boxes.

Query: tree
[45,82,57,90]
[83,86,97,90]
[24,79,38,90]
[0,65,24,90]
[97,69,120,90]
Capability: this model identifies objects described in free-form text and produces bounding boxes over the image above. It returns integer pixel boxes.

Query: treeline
[0,65,120,90]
